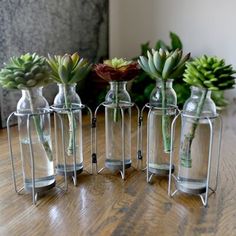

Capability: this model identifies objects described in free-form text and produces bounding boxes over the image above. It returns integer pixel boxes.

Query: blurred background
[0,0,236,127]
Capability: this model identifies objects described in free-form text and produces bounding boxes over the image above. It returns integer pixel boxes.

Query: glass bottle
[53,83,83,176]
[177,86,216,194]
[17,87,55,192]
[105,81,131,170]
[147,79,177,175]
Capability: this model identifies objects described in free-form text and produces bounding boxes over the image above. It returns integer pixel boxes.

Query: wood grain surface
[0,109,235,236]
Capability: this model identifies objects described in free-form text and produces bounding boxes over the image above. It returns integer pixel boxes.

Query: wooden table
[0,110,235,236]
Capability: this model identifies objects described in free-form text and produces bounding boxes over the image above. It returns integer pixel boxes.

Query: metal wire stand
[168,112,222,207]
[140,103,179,183]
[52,103,93,186]
[7,109,67,205]
[92,101,141,180]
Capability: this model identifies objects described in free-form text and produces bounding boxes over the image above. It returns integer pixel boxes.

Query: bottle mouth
[57,83,77,86]
[109,81,127,84]
[21,86,43,91]
[190,86,208,91]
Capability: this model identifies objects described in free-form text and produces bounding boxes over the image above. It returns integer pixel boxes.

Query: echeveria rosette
[48,53,92,156]
[94,58,140,122]
[94,58,140,82]
[181,55,235,168]
[0,53,53,161]
[0,53,51,89]
[138,49,190,153]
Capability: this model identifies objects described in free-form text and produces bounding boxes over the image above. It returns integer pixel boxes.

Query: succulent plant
[138,49,190,152]
[138,48,190,81]
[0,53,53,161]
[0,53,51,89]
[131,32,186,108]
[183,55,235,91]
[94,57,140,82]
[181,55,235,168]
[47,53,91,85]
[94,58,140,123]
[48,53,91,156]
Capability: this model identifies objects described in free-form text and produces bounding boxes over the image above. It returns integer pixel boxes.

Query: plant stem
[161,80,171,153]
[113,82,119,122]
[180,89,208,167]
[63,84,76,156]
[27,89,53,161]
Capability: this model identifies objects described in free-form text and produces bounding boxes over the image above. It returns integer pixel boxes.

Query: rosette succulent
[94,58,140,122]
[47,53,91,85]
[138,49,190,152]
[138,48,190,81]
[0,53,51,89]
[181,55,235,167]
[0,53,52,160]
[94,57,140,82]
[47,53,91,156]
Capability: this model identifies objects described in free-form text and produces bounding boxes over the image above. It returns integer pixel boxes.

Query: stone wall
[0,0,108,127]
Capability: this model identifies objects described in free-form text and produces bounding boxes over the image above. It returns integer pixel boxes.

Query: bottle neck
[21,87,43,98]
[109,81,127,91]
[156,79,173,89]
[58,83,77,94]
[190,86,211,99]
[105,81,130,103]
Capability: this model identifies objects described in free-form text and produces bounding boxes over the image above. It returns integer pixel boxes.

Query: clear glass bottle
[17,87,55,192]
[147,79,177,175]
[53,83,83,176]
[177,86,216,194]
[105,81,131,170]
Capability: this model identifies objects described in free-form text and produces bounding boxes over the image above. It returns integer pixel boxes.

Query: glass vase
[177,86,217,194]
[104,81,131,170]
[147,79,177,177]
[53,83,83,178]
[17,87,55,192]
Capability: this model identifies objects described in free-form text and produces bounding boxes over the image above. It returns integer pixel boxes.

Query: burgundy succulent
[94,58,140,82]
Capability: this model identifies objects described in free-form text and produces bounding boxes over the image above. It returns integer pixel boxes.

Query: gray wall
[0,0,108,127]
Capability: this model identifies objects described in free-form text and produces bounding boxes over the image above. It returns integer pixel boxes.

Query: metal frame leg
[54,112,68,191]
[139,105,149,172]
[93,103,104,174]
[212,115,223,192]
[27,114,37,204]
[146,109,153,183]
[83,105,94,175]
[133,104,142,170]
[119,108,125,180]
[7,112,24,194]
[168,112,181,196]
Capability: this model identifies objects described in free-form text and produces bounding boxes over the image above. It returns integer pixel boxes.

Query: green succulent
[138,48,190,81]
[181,55,235,168]
[138,48,190,153]
[48,53,91,156]
[47,53,92,84]
[183,55,235,91]
[0,53,51,89]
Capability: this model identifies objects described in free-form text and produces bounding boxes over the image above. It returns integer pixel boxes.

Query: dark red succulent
[94,58,140,82]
